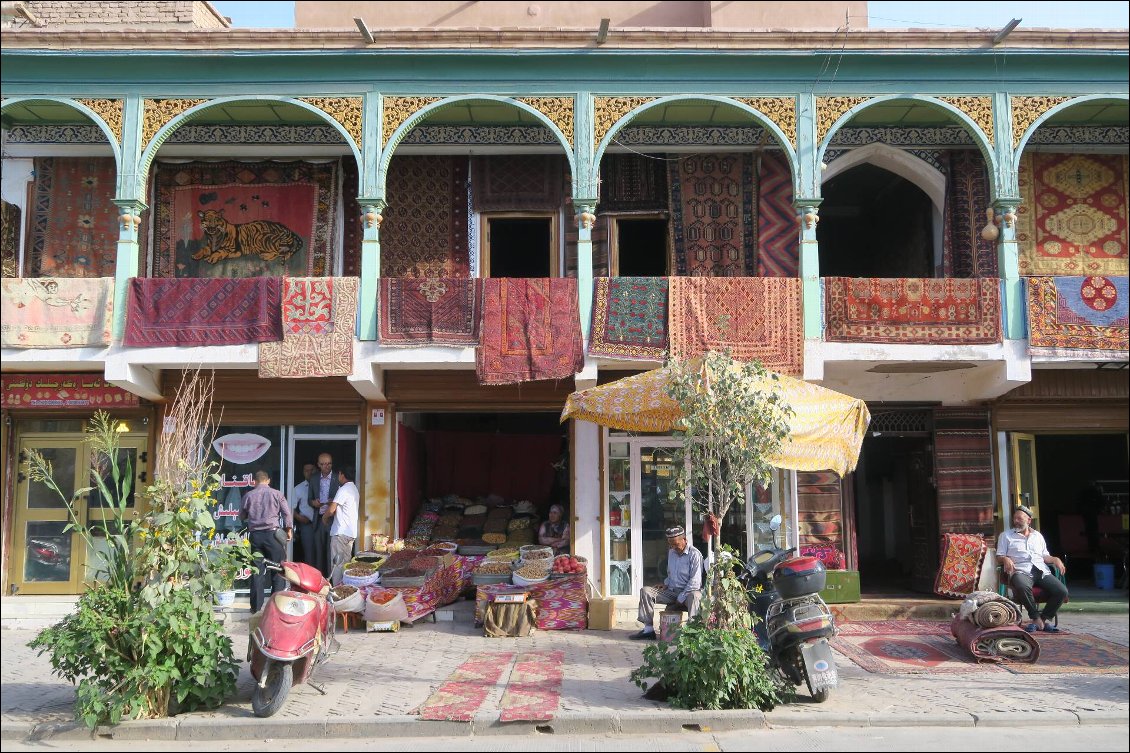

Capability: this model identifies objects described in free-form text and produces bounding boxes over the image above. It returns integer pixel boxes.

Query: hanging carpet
[598,153,668,213]
[0,277,114,348]
[587,276,668,360]
[1026,275,1128,359]
[28,157,120,278]
[379,276,483,347]
[3,199,23,277]
[933,533,987,599]
[471,155,564,212]
[477,277,584,385]
[933,408,994,537]
[258,276,358,378]
[124,276,282,347]
[756,151,798,277]
[383,156,470,278]
[668,153,758,276]
[944,150,998,278]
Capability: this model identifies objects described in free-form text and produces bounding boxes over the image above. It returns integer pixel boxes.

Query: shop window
[611,216,668,277]
[482,214,557,278]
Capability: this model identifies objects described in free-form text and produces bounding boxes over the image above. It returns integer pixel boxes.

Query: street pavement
[2,601,1126,742]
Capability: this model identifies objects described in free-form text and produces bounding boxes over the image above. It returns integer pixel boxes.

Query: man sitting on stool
[997,504,1068,633]
[630,525,703,640]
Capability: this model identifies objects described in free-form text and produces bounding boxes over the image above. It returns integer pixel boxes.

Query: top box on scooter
[773,556,826,599]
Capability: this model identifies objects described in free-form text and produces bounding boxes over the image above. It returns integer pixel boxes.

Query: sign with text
[2,374,140,409]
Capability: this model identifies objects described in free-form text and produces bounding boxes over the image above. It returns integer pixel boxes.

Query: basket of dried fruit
[380,568,429,588]
[512,562,550,586]
[331,583,364,613]
[519,545,554,560]
[473,560,514,585]
[342,563,381,587]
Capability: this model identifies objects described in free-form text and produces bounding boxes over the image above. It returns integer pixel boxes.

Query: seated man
[629,526,704,640]
[996,504,1068,633]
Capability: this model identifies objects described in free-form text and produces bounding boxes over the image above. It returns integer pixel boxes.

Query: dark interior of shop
[616,218,669,276]
[487,218,552,277]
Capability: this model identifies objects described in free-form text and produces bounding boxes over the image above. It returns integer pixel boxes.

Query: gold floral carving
[937,96,995,146]
[593,96,657,148]
[76,98,124,145]
[1011,95,1073,148]
[736,97,797,147]
[516,96,574,146]
[300,97,364,150]
[142,98,208,149]
[382,96,441,147]
[816,97,869,145]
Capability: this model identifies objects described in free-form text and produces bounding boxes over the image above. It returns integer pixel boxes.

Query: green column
[574,202,597,343]
[357,199,385,341]
[111,96,146,341]
[795,201,822,340]
[994,201,1025,341]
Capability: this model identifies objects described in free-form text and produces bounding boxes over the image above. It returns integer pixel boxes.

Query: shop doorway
[9,426,148,595]
[611,217,669,276]
[483,215,556,278]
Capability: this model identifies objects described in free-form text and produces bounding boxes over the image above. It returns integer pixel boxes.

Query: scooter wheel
[811,687,831,703]
[251,660,293,717]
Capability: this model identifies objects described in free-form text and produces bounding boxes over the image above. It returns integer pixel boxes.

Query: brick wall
[21,1,228,27]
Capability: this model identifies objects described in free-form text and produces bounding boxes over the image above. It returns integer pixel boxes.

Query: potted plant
[207,535,257,609]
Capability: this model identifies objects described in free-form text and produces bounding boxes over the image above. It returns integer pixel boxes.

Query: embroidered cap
[665,525,686,539]
[1014,505,1035,519]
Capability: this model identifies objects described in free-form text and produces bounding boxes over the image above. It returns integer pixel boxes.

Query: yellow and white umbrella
[561,362,870,476]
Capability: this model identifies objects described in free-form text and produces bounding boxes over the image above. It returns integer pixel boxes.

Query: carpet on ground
[1001,633,1129,675]
[418,651,515,722]
[831,633,1008,675]
[499,650,565,722]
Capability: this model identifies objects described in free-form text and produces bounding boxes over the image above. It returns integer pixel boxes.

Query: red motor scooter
[247,560,338,717]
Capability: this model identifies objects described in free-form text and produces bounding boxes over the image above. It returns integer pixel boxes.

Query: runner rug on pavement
[835,620,951,636]
[418,651,515,721]
[1001,633,1129,675]
[499,650,565,722]
[832,634,1007,675]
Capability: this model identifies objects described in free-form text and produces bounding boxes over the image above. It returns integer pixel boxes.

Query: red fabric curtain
[397,424,424,538]
[424,431,561,505]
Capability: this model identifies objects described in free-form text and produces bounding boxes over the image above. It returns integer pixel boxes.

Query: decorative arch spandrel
[1011,96,1074,148]
[593,96,658,149]
[735,96,797,148]
[516,96,574,147]
[76,98,124,146]
[143,98,209,151]
[816,96,870,145]
[299,97,364,151]
[382,96,441,148]
[936,96,995,146]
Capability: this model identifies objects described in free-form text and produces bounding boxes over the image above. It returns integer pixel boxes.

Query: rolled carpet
[951,619,1040,663]
[972,599,1022,628]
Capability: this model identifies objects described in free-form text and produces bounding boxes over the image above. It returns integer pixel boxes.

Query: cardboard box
[819,570,860,604]
[587,597,616,630]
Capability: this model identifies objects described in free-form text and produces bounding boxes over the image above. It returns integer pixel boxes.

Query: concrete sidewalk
[2,603,1127,742]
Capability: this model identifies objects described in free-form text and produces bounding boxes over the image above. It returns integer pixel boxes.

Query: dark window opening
[818,164,934,278]
[615,218,668,277]
[488,218,552,278]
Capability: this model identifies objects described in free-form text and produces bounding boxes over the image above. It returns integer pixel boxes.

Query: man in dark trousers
[240,470,294,613]
[308,452,339,577]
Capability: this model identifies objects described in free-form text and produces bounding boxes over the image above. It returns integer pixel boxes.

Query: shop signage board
[2,374,140,409]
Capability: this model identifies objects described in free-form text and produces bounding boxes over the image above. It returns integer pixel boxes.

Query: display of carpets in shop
[1017,152,1128,277]
[258,276,358,378]
[1025,275,1129,359]
[587,276,668,360]
[28,157,121,278]
[756,151,798,278]
[382,155,470,278]
[933,408,994,537]
[123,276,283,346]
[823,277,1002,344]
[943,150,997,279]
[477,277,584,385]
[0,277,114,348]
[933,533,987,599]
[668,153,757,276]
[378,277,483,347]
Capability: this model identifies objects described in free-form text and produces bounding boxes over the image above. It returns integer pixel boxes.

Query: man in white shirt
[996,505,1068,633]
[323,465,359,584]
[290,462,318,570]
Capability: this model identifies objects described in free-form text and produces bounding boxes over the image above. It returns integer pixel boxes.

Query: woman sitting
[538,504,571,555]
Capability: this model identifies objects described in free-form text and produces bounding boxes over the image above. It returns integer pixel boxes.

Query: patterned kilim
[123,277,282,346]
[379,277,483,347]
[2,199,21,277]
[477,277,584,385]
[668,153,757,276]
[668,276,803,374]
[945,150,998,278]
[152,160,338,279]
[756,152,798,277]
[836,621,950,635]
[258,277,358,378]
[832,634,1006,675]
[341,157,362,277]
[1017,152,1129,277]
[1002,633,1129,675]
[934,533,987,598]
[933,408,994,536]
[471,155,564,212]
[951,621,1040,663]
[418,651,515,722]
[0,277,114,348]
[499,650,565,722]
[599,153,668,213]
[588,276,668,360]
[383,156,469,278]
[823,277,1002,344]
[796,471,843,550]
[29,157,120,277]
[1026,275,1129,358]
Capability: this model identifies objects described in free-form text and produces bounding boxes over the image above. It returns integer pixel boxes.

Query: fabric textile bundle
[957,590,1023,628]
[951,618,1040,663]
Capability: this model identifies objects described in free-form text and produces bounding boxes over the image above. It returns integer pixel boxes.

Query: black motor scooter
[737,516,838,702]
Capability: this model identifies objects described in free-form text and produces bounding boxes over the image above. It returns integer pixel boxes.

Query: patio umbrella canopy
[561,361,870,476]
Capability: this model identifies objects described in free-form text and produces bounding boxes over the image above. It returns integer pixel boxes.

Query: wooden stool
[336,611,362,633]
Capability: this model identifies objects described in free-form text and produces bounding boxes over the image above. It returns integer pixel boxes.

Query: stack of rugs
[950,590,1040,663]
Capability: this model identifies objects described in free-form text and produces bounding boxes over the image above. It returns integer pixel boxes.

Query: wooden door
[908,447,939,593]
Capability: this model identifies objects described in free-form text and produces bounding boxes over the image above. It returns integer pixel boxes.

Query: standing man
[630,525,703,640]
[997,505,1069,633]
[290,462,318,569]
[323,465,359,584]
[240,470,293,613]
[308,452,339,576]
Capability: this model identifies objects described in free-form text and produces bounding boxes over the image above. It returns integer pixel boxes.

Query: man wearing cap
[629,525,704,640]
[996,505,1068,633]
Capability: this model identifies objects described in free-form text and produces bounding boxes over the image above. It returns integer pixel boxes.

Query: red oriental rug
[418,651,515,722]
[796,471,844,550]
[29,157,121,277]
[152,160,338,279]
[934,533,987,599]
[933,408,994,537]
[379,277,483,347]
[1017,152,1129,277]
[500,650,565,723]
[756,152,798,278]
[1002,633,1129,675]
[668,153,757,277]
[588,276,668,360]
[382,156,469,278]
[835,621,950,636]
[823,277,1002,344]
[832,634,1006,675]
[944,150,997,279]
[258,276,358,378]
[472,155,564,212]
[477,278,584,385]
[1026,275,1129,358]
[668,276,802,375]
[123,277,282,346]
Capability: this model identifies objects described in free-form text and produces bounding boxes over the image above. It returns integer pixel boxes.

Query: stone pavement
[2,601,1127,742]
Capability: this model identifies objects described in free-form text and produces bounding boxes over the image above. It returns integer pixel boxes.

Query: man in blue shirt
[630,525,703,640]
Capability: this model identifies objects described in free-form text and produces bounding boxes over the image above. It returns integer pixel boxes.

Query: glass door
[606,440,632,596]
[1009,433,1041,529]
[638,443,686,587]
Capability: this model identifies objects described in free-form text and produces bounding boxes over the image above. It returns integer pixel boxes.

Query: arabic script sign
[1,374,140,409]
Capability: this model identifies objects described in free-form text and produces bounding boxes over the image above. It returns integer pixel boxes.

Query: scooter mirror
[769,514,782,532]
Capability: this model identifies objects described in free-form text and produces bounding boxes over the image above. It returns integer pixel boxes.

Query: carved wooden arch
[817,95,998,196]
[1,96,124,169]
[378,94,577,180]
[1011,94,1129,171]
